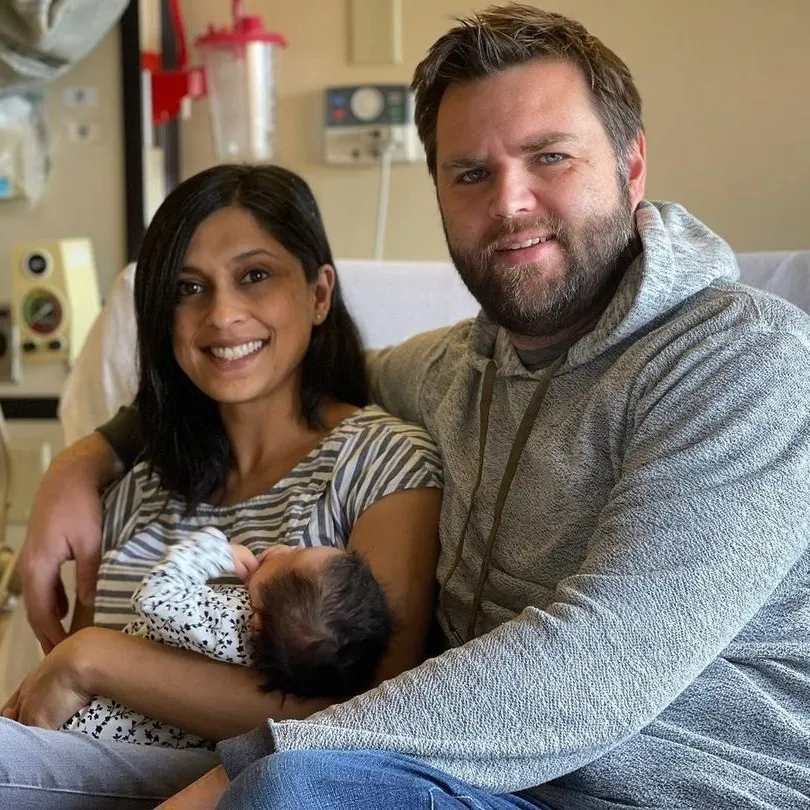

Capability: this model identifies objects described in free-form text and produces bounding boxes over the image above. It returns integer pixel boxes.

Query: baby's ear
[250,611,263,633]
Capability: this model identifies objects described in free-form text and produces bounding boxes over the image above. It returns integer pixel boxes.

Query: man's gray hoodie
[218,202,810,809]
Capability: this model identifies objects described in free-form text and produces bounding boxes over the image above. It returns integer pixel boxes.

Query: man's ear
[626,131,647,209]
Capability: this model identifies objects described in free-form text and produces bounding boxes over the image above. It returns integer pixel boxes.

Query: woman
[0,164,442,807]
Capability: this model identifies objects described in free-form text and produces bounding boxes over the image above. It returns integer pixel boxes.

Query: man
[15,5,810,809]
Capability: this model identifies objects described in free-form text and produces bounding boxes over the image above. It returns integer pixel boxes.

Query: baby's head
[247,545,392,698]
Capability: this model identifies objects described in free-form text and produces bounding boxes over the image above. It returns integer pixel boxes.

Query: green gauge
[22,289,63,335]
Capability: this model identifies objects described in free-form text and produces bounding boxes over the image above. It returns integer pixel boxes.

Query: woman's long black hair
[134,164,369,507]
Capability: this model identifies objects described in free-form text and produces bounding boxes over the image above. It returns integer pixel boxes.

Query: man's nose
[488,168,538,220]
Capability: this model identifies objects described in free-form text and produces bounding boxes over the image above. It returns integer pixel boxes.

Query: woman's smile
[206,338,270,366]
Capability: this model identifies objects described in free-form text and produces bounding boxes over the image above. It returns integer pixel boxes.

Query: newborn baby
[62,527,392,748]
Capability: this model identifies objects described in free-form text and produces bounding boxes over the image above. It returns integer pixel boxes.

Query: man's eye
[176,280,202,298]
[456,168,489,185]
[242,268,270,284]
[538,153,565,165]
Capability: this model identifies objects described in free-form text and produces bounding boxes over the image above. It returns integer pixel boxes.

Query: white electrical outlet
[325,124,423,165]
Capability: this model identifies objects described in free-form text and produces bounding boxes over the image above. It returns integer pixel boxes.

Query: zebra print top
[94,406,443,629]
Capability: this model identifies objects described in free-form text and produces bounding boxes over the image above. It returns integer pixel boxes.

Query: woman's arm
[2,627,331,738]
[96,486,441,731]
[74,626,334,739]
[346,487,442,681]
[10,487,441,739]
[85,486,440,735]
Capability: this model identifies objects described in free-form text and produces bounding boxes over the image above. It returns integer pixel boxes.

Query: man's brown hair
[412,3,644,178]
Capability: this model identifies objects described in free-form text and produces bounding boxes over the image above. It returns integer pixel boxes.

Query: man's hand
[155,765,230,809]
[19,433,122,652]
[1,627,95,728]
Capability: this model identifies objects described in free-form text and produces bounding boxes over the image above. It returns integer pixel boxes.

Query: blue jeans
[217,749,553,809]
[0,717,218,808]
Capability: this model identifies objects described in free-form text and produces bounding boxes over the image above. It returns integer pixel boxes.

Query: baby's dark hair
[252,551,392,699]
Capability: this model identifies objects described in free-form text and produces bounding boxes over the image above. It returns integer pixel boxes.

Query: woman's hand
[0,627,98,728]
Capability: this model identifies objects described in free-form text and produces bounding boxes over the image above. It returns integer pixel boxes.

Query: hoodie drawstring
[437,359,497,644]
[438,352,567,644]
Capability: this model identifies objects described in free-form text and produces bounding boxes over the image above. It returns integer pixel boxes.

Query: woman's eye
[242,268,270,284]
[176,280,202,298]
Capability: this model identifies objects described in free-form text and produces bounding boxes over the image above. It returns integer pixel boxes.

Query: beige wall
[181,1,809,258]
[0,28,125,301]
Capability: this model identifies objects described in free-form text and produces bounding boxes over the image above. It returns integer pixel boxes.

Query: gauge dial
[22,289,63,335]
[350,87,385,122]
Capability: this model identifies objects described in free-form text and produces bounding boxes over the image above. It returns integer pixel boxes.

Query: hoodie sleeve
[366,326,457,425]
[218,322,810,793]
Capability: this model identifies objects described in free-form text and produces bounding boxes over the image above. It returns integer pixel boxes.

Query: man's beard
[445,187,636,339]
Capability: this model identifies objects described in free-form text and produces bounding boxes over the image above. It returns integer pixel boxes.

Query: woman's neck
[217,394,359,505]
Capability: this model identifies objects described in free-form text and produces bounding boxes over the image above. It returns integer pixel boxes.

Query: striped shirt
[94,406,443,630]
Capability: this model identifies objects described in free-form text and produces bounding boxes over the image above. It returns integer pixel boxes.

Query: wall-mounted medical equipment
[324,84,421,165]
[10,239,100,367]
[324,84,423,260]
[144,0,286,162]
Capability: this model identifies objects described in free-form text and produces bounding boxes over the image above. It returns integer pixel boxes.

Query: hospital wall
[179,0,810,260]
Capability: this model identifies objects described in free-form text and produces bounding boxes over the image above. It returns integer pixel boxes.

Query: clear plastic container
[196,14,286,162]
